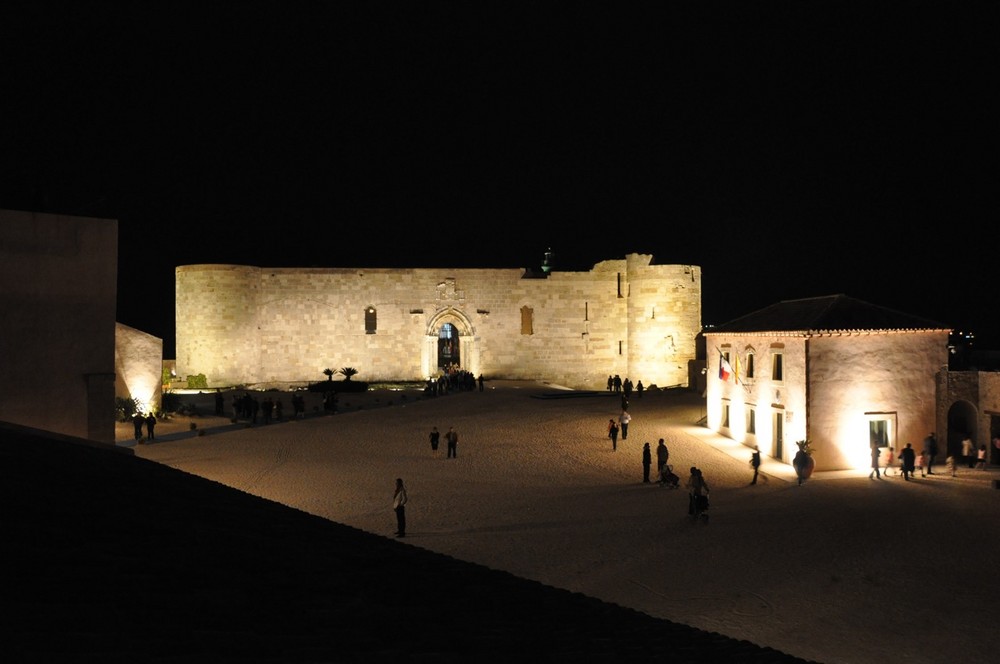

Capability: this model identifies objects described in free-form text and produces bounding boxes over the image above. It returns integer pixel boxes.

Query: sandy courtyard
[123,382,1000,664]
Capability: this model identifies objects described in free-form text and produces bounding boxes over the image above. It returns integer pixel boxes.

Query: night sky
[2,4,994,357]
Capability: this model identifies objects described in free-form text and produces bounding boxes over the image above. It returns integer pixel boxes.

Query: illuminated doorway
[772,410,784,461]
[438,323,460,370]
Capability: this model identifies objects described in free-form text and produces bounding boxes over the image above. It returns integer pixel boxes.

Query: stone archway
[423,307,477,378]
[946,399,978,459]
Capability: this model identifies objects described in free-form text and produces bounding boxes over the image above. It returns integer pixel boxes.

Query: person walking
[900,443,916,481]
[429,426,440,452]
[608,418,619,451]
[636,380,644,399]
[144,412,157,440]
[924,432,939,474]
[642,442,652,483]
[916,449,927,477]
[750,445,761,485]
[976,445,988,470]
[687,467,710,521]
[656,439,669,476]
[619,409,632,441]
[869,445,881,480]
[392,478,408,537]
[962,436,975,468]
[883,446,895,477]
[445,426,458,458]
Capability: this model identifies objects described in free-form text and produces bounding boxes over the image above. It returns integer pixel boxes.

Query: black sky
[2,3,995,357]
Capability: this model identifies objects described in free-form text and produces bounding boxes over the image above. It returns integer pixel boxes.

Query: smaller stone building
[704,295,951,471]
[0,209,118,443]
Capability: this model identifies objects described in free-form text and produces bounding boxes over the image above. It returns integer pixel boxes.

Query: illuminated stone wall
[114,322,163,414]
[175,254,702,391]
[706,330,949,472]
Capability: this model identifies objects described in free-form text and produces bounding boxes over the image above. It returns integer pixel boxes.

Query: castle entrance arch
[424,308,478,378]
[438,323,460,369]
[946,399,978,459]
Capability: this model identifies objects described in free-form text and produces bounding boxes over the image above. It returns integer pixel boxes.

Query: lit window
[365,307,377,334]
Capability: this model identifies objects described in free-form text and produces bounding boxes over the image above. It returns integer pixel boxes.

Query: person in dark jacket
[900,443,917,481]
[642,442,652,483]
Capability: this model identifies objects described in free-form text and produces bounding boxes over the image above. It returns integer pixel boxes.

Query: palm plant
[338,367,359,381]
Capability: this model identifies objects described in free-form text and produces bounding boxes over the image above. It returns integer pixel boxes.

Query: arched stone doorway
[946,399,978,459]
[438,323,460,371]
[424,308,477,378]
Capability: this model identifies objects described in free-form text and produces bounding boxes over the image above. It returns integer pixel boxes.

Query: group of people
[870,442,921,480]
[641,439,674,483]
[131,411,157,441]
[429,426,459,458]
[866,431,993,480]
[607,409,633,451]
[605,375,644,406]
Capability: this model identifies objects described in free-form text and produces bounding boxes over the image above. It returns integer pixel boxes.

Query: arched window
[365,306,377,334]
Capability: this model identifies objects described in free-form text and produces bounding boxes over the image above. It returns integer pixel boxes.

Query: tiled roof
[706,294,950,336]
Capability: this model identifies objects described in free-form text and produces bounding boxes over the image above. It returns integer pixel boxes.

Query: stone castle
[175,253,702,391]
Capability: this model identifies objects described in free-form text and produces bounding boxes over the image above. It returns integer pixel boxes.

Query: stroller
[658,464,680,489]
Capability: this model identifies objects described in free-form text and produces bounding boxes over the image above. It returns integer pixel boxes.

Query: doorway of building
[438,323,460,371]
[772,410,784,461]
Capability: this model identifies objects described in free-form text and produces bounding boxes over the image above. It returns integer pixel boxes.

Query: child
[976,445,987,470]
[945,455,957,477]
[916,450,926,477]
[884,447,895,476]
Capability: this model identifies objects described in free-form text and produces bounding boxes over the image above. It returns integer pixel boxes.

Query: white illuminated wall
[114,322,163,415]
[706,329,948,472]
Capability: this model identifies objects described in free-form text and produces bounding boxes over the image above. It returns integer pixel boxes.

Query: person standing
[900,443,916,481]
[750,445,761,485]
[144,412,157,440]
[445,426,458,458]
[608,418,619,451]
[636,380,644,399]
[687,467,710,520]
[924,432,938,474]
[619,409,632,441]
[132,412,145,441]
[642,442,652,483]
[392,478,408,537]
[962,436,975,468]
[869,445,881,480]
[656,439,669,476]
[429,426,440,452]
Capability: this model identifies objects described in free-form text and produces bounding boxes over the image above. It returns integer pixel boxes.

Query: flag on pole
[719,352,733,381]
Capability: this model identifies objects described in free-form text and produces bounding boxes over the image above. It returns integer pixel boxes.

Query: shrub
[186,373,209,389]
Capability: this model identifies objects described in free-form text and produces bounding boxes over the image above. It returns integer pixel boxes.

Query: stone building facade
[174,253,702,391]
[0,209,117,443]
[938,370,1000,465]
[704,295,951,472]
